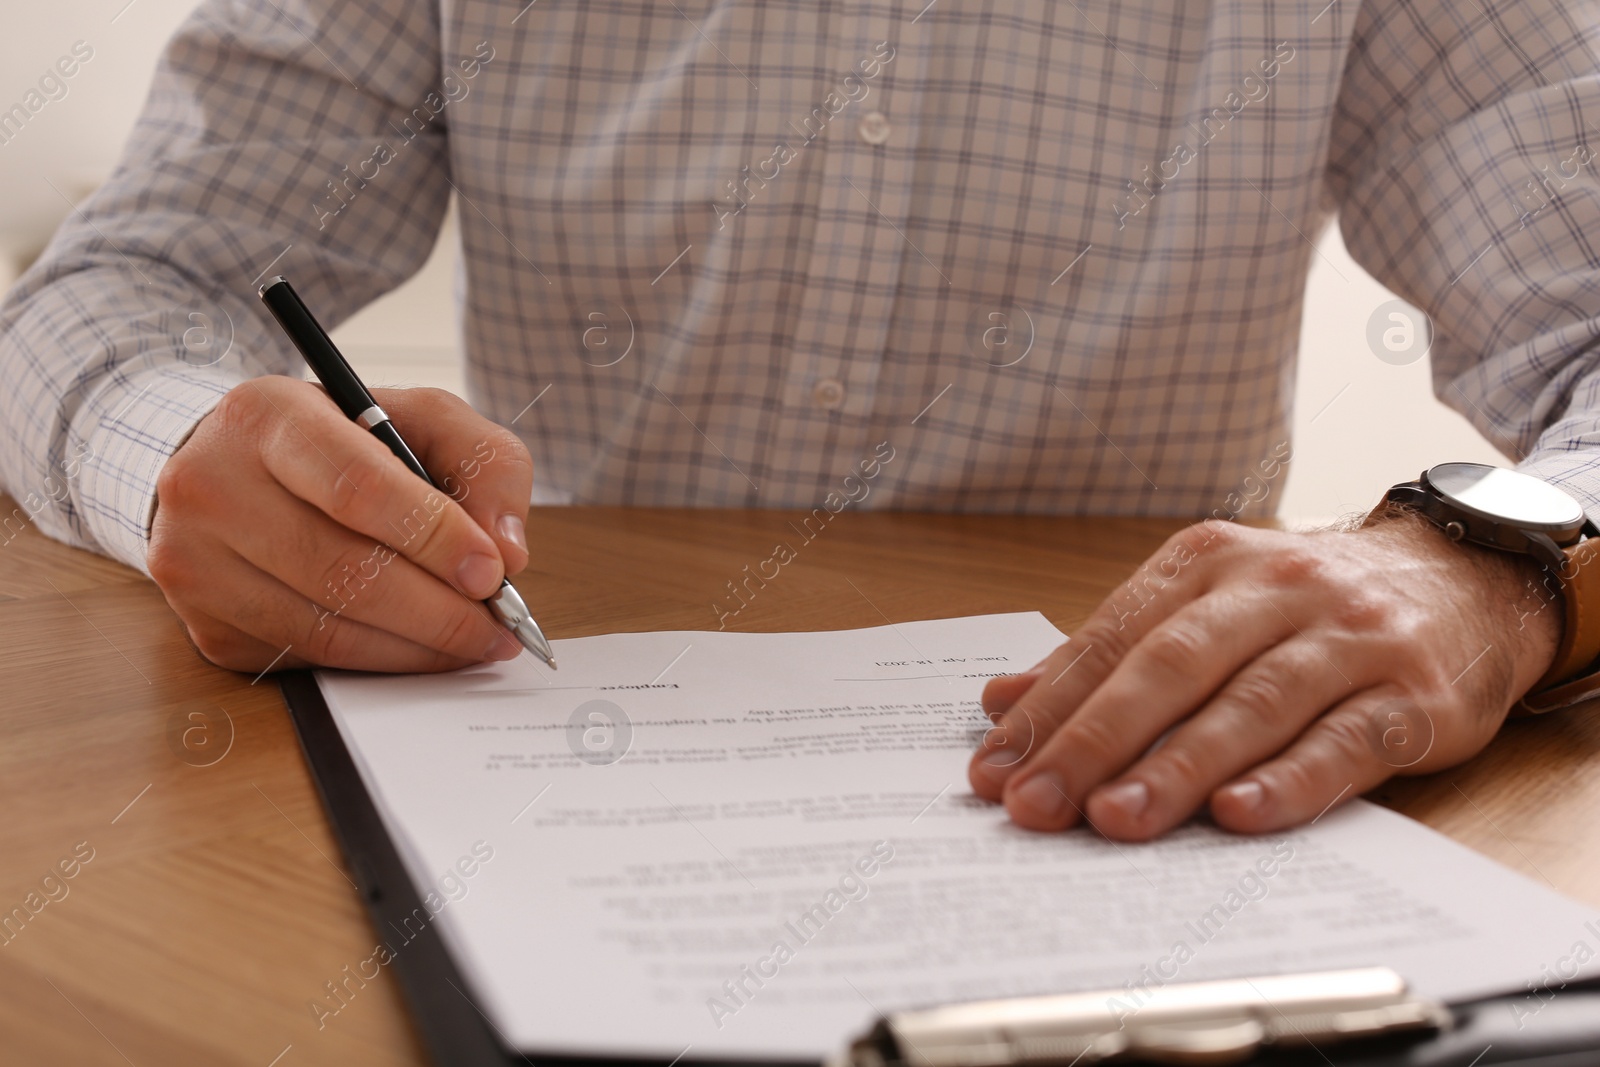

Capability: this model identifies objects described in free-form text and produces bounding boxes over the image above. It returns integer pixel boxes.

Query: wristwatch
[1374,462,1600,713]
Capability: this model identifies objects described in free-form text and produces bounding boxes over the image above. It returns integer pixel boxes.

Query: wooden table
[2,500,1597,1066]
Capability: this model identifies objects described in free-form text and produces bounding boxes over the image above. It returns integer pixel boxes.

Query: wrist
[1361,507,1561,698]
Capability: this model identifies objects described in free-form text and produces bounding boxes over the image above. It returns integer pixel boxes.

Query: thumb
[374,386,534,574]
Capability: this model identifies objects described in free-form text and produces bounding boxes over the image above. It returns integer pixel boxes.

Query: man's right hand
[148,376,535,673]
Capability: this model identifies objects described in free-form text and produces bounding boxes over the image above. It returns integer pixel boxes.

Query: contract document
[316,612,1600,1060]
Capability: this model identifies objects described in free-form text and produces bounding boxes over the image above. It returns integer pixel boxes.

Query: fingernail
[457,553,502,597]
[1009,772,1071,825]
[497,513,527,555]
[1099,780,1149,818]
[975,745,1025,782]
[1222,780,1265,812]
[486,634,521,661]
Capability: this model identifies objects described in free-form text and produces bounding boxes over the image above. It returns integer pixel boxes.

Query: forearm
[0,0,454,570]
[1333,0,1600,497]
[0,259,269,568]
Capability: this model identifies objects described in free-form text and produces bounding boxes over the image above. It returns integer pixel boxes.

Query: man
[2,0,1596,842]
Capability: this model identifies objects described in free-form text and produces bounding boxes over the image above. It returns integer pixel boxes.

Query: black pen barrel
[257,276,375,423]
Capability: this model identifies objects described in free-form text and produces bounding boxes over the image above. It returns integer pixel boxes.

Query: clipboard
[278,670,1600,1067]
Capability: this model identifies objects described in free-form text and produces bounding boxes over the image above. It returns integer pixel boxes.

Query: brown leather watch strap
[1520,536,1600,713]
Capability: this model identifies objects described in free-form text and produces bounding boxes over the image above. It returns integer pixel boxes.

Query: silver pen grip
[487,580,557,668]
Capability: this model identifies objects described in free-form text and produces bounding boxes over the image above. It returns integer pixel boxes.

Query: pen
[256,275,557,669]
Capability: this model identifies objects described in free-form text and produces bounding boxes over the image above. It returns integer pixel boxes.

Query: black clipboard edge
[277,669,816,1067]
[279,669,509,1064]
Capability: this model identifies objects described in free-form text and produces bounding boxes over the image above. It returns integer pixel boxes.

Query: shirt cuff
[1517,448,1600,529]
[75,364,246,575]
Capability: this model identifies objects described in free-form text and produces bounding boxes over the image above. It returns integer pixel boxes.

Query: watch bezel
[1420,462,1588,541]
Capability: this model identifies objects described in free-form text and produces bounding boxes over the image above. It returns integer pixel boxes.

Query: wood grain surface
[1,499,1596,1066]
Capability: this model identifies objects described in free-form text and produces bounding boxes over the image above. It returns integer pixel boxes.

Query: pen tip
[545,656,558,670]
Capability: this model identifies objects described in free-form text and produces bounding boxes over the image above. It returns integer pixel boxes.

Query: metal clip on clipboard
[831,967,1451,1067]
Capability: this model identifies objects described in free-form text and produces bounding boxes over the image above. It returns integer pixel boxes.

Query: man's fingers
[251,380,508,599]
[378,387,535,574]
[1083,638,1358,840]
[1208,690,1401,833]
[981,666,1045,720]
[969,642,1131,801]
[163,546,480,673]
[967,527,1232,799]
[974,582,1291,820]
[173,609,311,673]
[223,485,521,662]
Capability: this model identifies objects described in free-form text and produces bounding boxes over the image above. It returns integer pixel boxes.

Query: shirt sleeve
[0,0,451,573]
[1329,0,1600,513]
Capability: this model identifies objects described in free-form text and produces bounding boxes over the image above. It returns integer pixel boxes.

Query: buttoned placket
[779,7,918,425]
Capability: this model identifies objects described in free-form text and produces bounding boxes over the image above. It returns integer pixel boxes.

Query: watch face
[1425,462,1585,532]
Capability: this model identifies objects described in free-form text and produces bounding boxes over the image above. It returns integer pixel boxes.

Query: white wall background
[0,0,1510,526]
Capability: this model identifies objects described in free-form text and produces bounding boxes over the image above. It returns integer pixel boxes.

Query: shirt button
[857,111,891,146]
[812,378,846,409]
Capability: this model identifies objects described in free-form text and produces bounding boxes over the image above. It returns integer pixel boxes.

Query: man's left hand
[968,515,1561,839]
